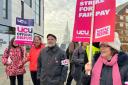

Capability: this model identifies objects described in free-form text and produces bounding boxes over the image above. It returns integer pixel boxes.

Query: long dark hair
[7,37,23,57]
[9,37,19,48]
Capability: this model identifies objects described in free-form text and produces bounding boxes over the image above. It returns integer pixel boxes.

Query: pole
[21,0,24,19]
[88,0,95,75]
[42,0,44,36]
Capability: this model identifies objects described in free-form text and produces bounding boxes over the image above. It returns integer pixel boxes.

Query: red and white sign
[15,18,34,45]
[72,0,115,42]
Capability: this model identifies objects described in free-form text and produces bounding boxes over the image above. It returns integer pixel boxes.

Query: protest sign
[15,17,34,45]
[72,0,115,42]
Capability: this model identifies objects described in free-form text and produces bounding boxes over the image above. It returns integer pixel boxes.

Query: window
[118,30,123,35]
[0,33,14,57]
[0,25,15,34]
[120,16,124,20]
[126,23,128,30]
[3,0,8,19]
[34,0,41,26]
[126,8,128,13]
[120,23,124,27]
[125,30,128,36]
[24,0,32,7]
[120,37,124,42]
[126,16,128,22]
[0,25,9,33]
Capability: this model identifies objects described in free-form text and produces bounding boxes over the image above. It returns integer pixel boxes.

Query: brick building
[116,2,128,52]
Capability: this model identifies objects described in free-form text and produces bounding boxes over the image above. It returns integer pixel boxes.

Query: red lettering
[17,26,31,33]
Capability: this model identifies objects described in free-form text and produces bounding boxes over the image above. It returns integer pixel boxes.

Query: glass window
[3,0,8,19]
[0,25,9,33]
[126,23,128,30]
[24,0,32,7]
[126,16,128,22]
[0,25,15,34]
[125,30,128,36]
[118,30,123,35]
[120,37,124,42]
[0,34,14,57]
[34,0,41,26]
[120,16,124,20]
[120,23,124,27]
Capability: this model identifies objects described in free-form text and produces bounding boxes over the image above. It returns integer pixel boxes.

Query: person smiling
[83,32,128,85]
[37,34,68,85]
[25,36,45,85]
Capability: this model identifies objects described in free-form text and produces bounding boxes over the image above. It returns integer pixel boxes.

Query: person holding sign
[2,37,26,85]
[83,32,128,85]
[24,36,45,85]
[37,34,68,85]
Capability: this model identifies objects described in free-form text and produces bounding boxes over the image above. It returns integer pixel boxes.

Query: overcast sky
[44,0,128,43]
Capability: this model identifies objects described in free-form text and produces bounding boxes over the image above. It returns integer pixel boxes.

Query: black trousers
[30,71,40,85]
[9,75,23,85]
[66,63,73,85]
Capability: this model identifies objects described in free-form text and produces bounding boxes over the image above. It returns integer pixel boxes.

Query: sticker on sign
[95,25,110,38]
[61,59,69,66]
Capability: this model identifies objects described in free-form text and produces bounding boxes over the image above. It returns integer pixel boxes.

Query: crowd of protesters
[1,32,128,85]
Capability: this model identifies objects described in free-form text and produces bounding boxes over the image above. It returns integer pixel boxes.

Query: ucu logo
[17,19,27,24]
[17,26,32,33]
[76,30,89,35]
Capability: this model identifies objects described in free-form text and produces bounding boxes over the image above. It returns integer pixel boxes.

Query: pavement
[0,62,76,85]
[0,63,33,85]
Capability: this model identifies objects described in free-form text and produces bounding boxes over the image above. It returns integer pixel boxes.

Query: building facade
[116,2,128,52]
[0,0,44,56]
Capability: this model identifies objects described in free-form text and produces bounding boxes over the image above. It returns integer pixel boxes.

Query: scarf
[90,54,122,85]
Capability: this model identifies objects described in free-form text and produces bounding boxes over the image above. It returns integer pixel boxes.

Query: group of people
[2,35,45,85]
[1,34,68,85]
[1,32,128,85]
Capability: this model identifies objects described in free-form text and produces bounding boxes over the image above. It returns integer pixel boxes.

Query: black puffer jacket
[82,52,128,85]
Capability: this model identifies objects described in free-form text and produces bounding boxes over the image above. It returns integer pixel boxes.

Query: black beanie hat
[47,34,57,40]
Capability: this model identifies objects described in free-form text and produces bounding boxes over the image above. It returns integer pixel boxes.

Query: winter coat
[82,52,128,85]
[28,44,45,71]
[66,42,79,62]
[71,46,88,81]
[37,45,68,85]
[2,47,26,76]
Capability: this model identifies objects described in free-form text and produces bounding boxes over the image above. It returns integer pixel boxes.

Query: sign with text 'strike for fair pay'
[72,0,115,42]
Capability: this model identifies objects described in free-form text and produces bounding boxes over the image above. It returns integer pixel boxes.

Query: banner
[15,17,34,45]
[72,0,115,42]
